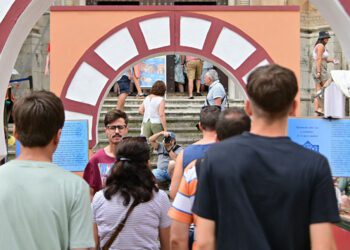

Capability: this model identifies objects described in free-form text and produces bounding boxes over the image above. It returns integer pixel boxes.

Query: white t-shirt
[92,190,171,250]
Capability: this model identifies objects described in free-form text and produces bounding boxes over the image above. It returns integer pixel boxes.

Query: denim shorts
[152,168,171,182]
[117,75,131,94]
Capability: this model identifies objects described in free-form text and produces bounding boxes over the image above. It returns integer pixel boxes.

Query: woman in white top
[92,137,171,250]
[312,31,338,116]
[139,80,167,137]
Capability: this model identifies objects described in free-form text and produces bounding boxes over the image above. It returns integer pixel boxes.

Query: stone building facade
[13,0,348,116]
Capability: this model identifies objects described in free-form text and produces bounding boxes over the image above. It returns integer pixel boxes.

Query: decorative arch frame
[0,0,54,159]
[53,6,300,148]
[0,4,300,158]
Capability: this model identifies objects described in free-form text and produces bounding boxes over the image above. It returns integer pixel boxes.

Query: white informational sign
[288,118,350,177]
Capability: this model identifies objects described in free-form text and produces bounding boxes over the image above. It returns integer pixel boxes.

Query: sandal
[315,110,324,116]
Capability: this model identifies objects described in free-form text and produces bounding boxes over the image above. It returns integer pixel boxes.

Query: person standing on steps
[312,31,339,116]
[139,80,167,138]
[203,69,227,110]
[186,56,203,99]
[116,69,132,111]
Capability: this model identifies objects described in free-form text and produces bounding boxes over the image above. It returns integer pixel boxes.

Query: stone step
[100,110,202,117]
[104,96,244,107]
[98,127,198,133]
[101,104,205,111]
[98,117,200,128]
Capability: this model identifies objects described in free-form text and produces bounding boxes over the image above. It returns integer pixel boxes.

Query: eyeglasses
[106,125,127,131]
[122,136,148,143]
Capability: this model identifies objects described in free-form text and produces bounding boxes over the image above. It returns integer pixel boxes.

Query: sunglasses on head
[122,136,148,143]
[201,105,221,111]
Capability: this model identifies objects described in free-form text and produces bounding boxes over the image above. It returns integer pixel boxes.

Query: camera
[164,136,172,143]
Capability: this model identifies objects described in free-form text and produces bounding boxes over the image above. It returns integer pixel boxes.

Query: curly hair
[150,80,166,96]
[104,137,158,205]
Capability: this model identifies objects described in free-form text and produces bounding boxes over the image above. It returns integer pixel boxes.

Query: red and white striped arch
[0,0,53,159]
[60,11,273,148]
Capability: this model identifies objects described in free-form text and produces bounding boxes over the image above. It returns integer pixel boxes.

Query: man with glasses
[193,65,339,250]
[83,110,129,196]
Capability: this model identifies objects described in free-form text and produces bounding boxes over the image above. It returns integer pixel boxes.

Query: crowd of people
[115,55,226,111]
[0,64,341,250]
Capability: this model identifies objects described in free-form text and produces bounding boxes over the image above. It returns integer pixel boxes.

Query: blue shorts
[152,168,171,182]
[117,75,131,94]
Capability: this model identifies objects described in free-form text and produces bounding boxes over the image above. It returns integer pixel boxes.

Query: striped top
[92,190,171,250]
[168,162,198,249]
[168,162,198,224]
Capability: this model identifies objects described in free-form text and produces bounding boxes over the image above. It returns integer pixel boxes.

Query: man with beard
[83,110,129,196]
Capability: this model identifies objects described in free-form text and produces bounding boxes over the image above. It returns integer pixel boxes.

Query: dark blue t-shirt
[182,144,213,169]
[193,132,340,250]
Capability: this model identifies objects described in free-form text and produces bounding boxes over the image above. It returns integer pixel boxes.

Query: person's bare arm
[169,151,184,200]
[213,97,222,106]
[159,99,167,131]
[159,226,171,250]
[170,220,189,250]
[93,224,99,249]
[168,146,178,161]
[149,131,163,150]
[195,216,215,250]
[316,44,325,79]
[138,102,145,115]
[310,223,337,250]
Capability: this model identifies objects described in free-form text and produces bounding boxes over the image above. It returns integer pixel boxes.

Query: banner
[139,56,166,88]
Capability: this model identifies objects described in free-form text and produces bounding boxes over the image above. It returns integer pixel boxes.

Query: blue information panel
[16,120,89,172]
[139,56,166,88]
[288,118,350,177]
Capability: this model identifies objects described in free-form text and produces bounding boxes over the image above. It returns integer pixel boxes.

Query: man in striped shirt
[168,108,251,249]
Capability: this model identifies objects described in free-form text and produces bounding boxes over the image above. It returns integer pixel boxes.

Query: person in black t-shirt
[192,64,340,250]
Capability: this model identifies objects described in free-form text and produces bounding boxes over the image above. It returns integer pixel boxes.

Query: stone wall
[12,13,50,99]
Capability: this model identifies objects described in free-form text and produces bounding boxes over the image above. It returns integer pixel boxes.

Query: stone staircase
[5,95,245,162]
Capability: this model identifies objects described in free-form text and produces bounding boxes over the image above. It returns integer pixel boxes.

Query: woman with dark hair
[312,31,338,116]
[92,137,171,250]
[139,80,167,137]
